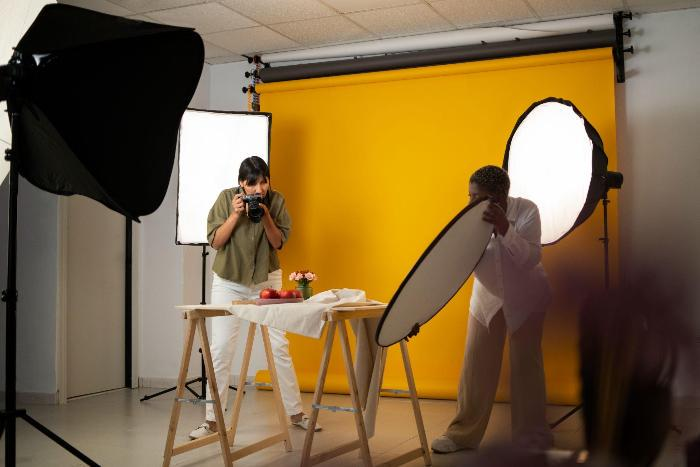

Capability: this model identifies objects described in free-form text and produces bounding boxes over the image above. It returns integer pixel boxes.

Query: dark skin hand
[468,182,509,236]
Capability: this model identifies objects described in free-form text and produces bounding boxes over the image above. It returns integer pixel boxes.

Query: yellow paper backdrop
[255,48,617,404]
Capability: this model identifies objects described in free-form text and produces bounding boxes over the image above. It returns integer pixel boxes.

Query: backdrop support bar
[259,30,616,83]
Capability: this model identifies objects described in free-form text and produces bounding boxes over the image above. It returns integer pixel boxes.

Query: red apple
[279,290,295,299]
[260,288,279,299]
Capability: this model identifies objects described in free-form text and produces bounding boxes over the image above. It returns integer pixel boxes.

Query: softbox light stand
[1,93,100,467]
[549,172,622,430]
[501,97,624,430]
[0,5,204,465]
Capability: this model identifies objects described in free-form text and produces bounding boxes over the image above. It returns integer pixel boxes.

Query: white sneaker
[292,415,322,431]
[431,435,461,453]
[188,422,216,440]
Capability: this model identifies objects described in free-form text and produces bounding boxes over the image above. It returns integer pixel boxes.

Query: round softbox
[375,200,492,347]
[503,97,608,245]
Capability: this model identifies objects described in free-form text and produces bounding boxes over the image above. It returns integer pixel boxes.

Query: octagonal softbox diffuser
[503,97,608,245]
[9,4,204,220]
[376,200,492,347]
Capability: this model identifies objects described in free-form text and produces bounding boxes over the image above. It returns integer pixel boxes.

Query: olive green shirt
[207,187,291,286]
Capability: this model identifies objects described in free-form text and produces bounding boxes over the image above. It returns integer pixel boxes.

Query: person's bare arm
[211,194,244,250]
[260,203,283,249]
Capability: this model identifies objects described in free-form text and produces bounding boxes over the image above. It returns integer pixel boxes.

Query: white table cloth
[177,288,378,338]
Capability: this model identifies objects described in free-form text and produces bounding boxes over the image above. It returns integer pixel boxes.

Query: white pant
[205,270,303,421]
[445,310,553,449]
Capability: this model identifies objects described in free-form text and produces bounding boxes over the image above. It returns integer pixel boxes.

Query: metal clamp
[244,381,272,388]
[380,388,410,395]
[312,403,357,413]
[613,11,634,83]
[176,397,214,405]
[1,289,18,303]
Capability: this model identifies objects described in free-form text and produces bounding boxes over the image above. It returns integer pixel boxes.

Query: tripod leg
[200,347,207,399]
[0,414,5,438]
[20,413,99,466]
[549,404,581,429]
[140,377,201,402]
[140,385,179,401]
[185,379,203,398]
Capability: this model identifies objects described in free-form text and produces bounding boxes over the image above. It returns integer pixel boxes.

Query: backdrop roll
[256,48,617,403]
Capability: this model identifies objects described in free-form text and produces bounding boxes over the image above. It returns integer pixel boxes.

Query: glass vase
[296,284,313,300]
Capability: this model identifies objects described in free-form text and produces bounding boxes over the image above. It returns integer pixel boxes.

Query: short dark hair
[238,156,270,185]
[469,165,510,196]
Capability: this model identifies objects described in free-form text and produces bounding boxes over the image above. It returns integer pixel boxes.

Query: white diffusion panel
[376,201,492,347]
[507,102,593,245]
[177,110,270,244]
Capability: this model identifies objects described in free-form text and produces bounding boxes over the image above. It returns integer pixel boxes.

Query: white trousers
[445,310,553,449]
[205,270,303,421]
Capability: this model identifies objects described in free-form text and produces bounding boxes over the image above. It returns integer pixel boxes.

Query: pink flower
[289,269,317,284]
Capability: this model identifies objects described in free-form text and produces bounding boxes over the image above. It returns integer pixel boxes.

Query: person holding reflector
[431,165,552,454]
[189,156,320,439]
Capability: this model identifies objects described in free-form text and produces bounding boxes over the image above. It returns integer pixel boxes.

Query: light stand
[1,5,204,464]
[549,170,623,430]
[140,245,239,402]
[1,86,99,467]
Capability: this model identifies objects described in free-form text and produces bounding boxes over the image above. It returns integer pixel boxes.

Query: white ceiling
[58,0,700,64]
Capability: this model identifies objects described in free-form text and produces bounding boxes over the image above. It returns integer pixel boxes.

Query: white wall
[208,61,251,112]
[137,59,273,387]
[0,179,59,398]
[137,64,215,385]
[615,7,700,397]
[0,0,58,401]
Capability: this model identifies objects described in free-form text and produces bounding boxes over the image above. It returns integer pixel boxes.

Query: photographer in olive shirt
[189,156,320,440]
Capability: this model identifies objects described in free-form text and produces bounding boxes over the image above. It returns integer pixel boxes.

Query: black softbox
[1,5,203,465]
[8,4,204,219]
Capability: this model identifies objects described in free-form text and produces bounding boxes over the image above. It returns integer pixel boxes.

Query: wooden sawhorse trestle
[301,305,432,467]
[162,308,292,466]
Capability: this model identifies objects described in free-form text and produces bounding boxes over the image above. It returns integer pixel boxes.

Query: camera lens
[245,195,263,223]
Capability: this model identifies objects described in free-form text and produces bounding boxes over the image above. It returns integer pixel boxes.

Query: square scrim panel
[176,109,270,245]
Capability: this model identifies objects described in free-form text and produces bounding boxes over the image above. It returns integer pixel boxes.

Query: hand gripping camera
[242,194,264,223]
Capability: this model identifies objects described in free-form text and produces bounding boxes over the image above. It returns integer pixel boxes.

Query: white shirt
[470,196,551,333]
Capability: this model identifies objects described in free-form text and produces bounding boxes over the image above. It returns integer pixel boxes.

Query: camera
[242,194,264,223]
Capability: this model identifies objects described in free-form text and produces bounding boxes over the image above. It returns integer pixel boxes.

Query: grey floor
[0,386,696,466]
